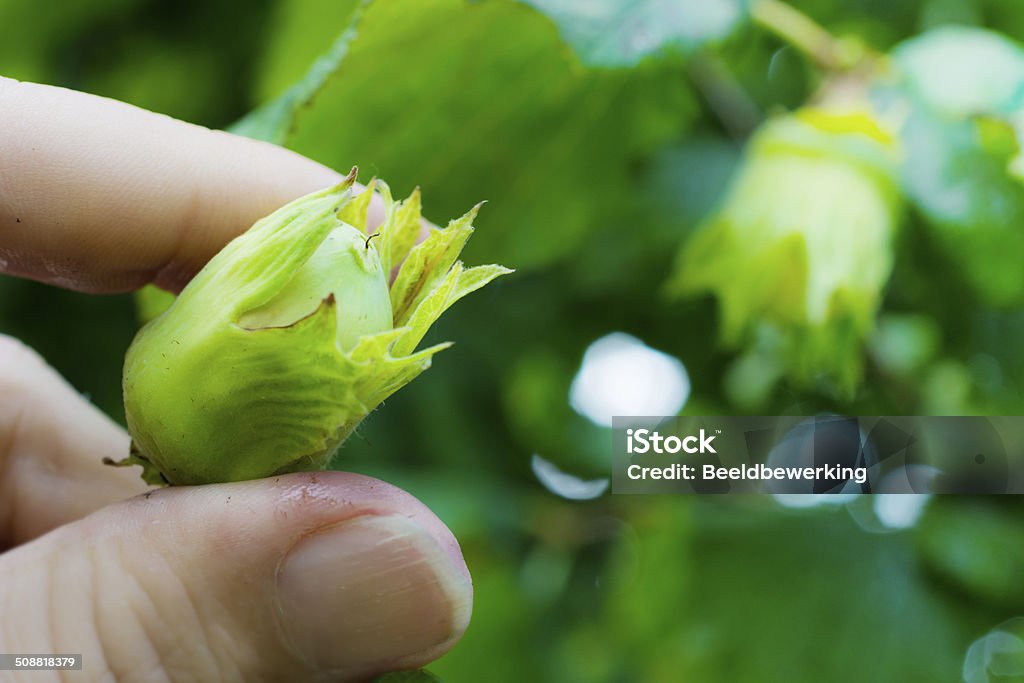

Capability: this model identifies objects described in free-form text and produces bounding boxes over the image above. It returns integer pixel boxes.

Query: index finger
[0,77,356,293]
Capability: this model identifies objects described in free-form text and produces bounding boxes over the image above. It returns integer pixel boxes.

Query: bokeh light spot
[569,332,689,427]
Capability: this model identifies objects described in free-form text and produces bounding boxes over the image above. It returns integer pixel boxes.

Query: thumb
[0,472,472,683]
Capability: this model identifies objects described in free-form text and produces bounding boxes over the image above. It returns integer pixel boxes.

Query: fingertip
[276,512,472,676]
[271,471,472,583]
[0,81,346,293]
[0,334,146,546]
[96,471,473,679]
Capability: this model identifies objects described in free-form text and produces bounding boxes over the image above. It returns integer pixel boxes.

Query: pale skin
[0,77,472,683]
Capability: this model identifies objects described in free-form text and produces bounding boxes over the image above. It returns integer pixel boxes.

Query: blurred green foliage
[4,0,1024,680]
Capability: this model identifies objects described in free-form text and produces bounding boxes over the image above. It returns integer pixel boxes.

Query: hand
[0,77,472,683]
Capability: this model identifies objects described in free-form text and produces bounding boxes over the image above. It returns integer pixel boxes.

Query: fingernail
[276,514,472,672]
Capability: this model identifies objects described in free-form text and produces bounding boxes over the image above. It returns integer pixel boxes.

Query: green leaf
[345,333,449,420]
[337,177,377,234]
[0,0,141,83]
[379,185,423,275]
[519,0,747,67]
[391,262,512,357]
[453,263,515,303]
[599,502,993,681]
[893,25,1024,118]
[393,263,463,357]
[228,0,371,144]
[390,206,478,327]
[260,0,695,270]
[915,499,1024,609]
[134,284,177,325]
[134,1,370,324]
[900,107,1024,305]
[371,180,424,275]
[889,27,1024,305]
